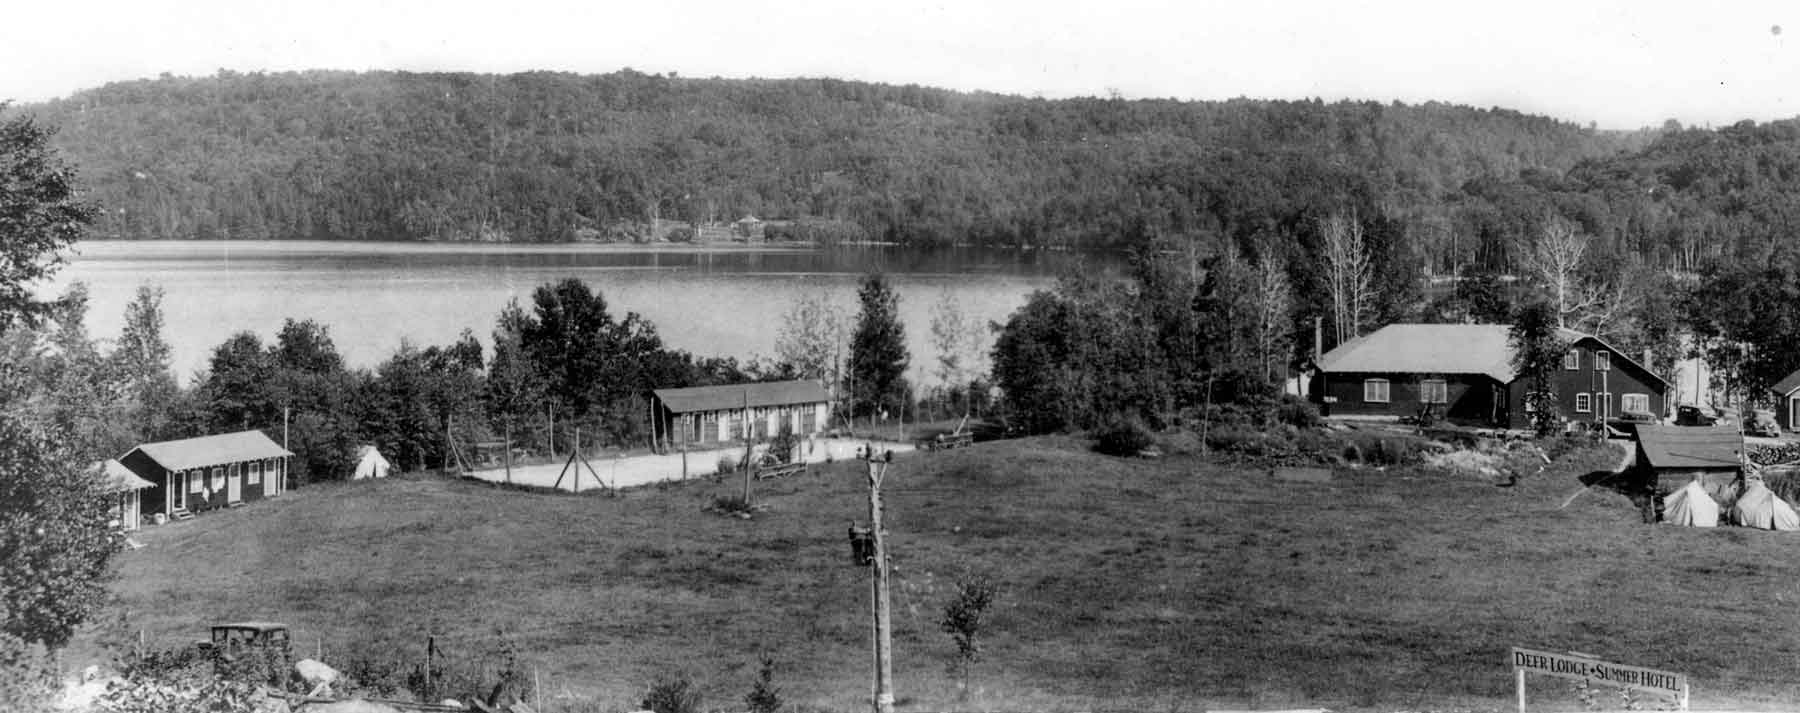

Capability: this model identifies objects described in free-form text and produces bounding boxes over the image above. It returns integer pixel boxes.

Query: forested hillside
[25,69,1651,264]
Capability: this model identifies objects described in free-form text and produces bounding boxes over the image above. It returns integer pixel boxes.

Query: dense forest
[19,69,1660,267]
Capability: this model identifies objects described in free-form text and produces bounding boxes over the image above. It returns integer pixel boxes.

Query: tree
[1511,301,1569,436]
[200,332,278,431]
[847,273,910,418]
[774,291,844,383]
[1252,251,1293,385]
[939,575,998,699]
[1319,213,1374,346]
[1528,216,1596,329]
[0,414,118,651]
[0,106,97,334]
[111,285,184,444]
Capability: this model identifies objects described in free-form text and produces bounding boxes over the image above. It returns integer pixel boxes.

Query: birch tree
[1253,252,1293,384]
[1320,214,1374,344]
[1528,216,1635,335]
[774,291,846,384]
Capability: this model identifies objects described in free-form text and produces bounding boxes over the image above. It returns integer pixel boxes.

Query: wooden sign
[1509,647,1687,711]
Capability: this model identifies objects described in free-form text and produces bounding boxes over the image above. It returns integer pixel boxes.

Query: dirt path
[463,436,917,492]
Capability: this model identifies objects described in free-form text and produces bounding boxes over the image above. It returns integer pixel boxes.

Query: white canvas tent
[1729,479,1800,531]
[1663,479,1719,527]
[351,445,392,480]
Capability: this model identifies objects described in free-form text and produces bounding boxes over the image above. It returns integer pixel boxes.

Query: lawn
[82,435,1800,712]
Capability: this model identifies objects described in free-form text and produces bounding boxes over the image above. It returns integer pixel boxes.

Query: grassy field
[81,435,1800,711]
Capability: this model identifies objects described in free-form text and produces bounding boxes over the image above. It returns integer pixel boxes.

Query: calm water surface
[54,241,1122,382]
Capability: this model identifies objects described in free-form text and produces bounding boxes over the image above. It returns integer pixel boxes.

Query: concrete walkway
[463,436,916,492]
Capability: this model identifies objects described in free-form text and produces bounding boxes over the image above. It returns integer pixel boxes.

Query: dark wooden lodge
[121,430,294,521]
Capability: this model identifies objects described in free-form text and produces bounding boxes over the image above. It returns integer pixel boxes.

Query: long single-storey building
[650,380,832,450]
[1312,323,1669,429]
[120,430,294,522]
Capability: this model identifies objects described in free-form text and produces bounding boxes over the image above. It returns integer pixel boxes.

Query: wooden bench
[754,461,807,480]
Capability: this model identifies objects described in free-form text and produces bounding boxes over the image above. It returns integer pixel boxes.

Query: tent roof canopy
[1635,425,1742,469]
[653,380,830,414]
[124,430,294,472]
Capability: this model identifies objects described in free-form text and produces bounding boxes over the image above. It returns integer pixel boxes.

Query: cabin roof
[1774,369,1800,397]
[653,380,830,414]
[1635,425,1743,469]
[92,459,155,491]
[1316,323,1666,386]
[124,430,294,472]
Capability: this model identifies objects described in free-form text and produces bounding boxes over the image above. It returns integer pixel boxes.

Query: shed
[650,380,832,451]
[120,430,294,521]
[1771,369,1800,431]
[94,459,155,530]
[1630,425,1743,498]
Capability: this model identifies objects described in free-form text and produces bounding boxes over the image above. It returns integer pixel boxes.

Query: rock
[295,658,341,694]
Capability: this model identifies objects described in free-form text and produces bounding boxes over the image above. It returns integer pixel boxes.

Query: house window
[1575,393,1592,413]
[248,462,261,485]
[1420,379,1448,404]
[188,471,204,493]
[1595,351,1611,371]
[1563,350,1579,370]
[1622,393,1650,414]
[210,467,224,490]
[1363,379,1390,403]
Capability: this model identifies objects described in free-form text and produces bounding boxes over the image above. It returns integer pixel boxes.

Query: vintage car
[1676,404,1730,427]
[196,621,290,661]
[1744,409,1782,438]
[1605,410,1659,438]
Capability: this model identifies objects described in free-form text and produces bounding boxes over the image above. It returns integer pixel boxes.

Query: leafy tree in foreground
[1511,301,1568,437]
[0,106,97,334]
[0,414,117,651]
[940,575,999,699]
[847,273,910,418]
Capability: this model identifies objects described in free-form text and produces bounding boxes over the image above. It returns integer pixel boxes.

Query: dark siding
[1315,372,1505,426]
[1515,338,1669,427]
[120,450,168,517]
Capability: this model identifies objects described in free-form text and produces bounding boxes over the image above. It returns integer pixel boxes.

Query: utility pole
[862,445,895,713]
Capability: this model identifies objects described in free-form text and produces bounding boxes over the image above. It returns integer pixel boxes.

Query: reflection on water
[53,241,1124,382]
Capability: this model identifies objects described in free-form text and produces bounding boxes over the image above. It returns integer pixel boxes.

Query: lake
[51,241,1121,384]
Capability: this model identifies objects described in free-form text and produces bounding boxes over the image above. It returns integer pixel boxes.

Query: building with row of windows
[1312,323,1669,428]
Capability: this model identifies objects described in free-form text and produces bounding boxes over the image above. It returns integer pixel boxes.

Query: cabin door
[227,466,242,503]
[173,472,187,512]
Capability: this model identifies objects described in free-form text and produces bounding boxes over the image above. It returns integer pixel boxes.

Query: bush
[744,656,782,713]
[1093,419,1155,456]
[716,454,738,475]
[1273,395,1321,429]
[0,633,53,713]
[666,227,695,243]
[642,674,703,713]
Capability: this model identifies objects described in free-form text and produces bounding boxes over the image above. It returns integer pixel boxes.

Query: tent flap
[1664,480,1720,527]
[1729,481,1800,531]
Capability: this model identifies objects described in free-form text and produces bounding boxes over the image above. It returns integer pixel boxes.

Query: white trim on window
[1575,393,1592,413]
[1364,379,1391,403]
[1421,378,1448,404]
[1595,351,1611,371]
[248,462,262,485]
[210,467,225,491]
[1563,350,1579,370]
[1621,393,1649,414]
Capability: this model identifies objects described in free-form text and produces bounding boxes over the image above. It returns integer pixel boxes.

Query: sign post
[1509,647,1687,712]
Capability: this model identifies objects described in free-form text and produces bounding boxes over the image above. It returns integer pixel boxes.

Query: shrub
[744,656,782,713]
[0,633,53,712]
[1093,419,1155,456]
[716,454,738,475]
[666,226,695,243]
[1273,395,1321,428]
[642,674,703,713]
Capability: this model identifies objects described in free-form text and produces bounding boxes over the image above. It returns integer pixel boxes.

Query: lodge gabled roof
[123,430,294,472]
[652,380,831,414]
[1316,323,1668,387]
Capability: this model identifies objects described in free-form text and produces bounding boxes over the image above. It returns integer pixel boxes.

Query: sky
[3,0,1797,130]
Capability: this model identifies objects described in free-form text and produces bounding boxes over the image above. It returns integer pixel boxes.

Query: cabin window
[1420,379,1448,404]
[1575,393,1592,413]
[210,467,224,490]
[1595,351,1611,371]
[188,471,204,493]
[1622,393,1650,414]
[1363,379,1390,403]
[248,462,261,485]
[1563,350,1579,370]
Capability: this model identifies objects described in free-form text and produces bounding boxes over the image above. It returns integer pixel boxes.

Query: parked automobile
[1744,409,1782,438]
[1605,410,1659,438]
[196,621,289,661]
[1676,405,1731,427]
